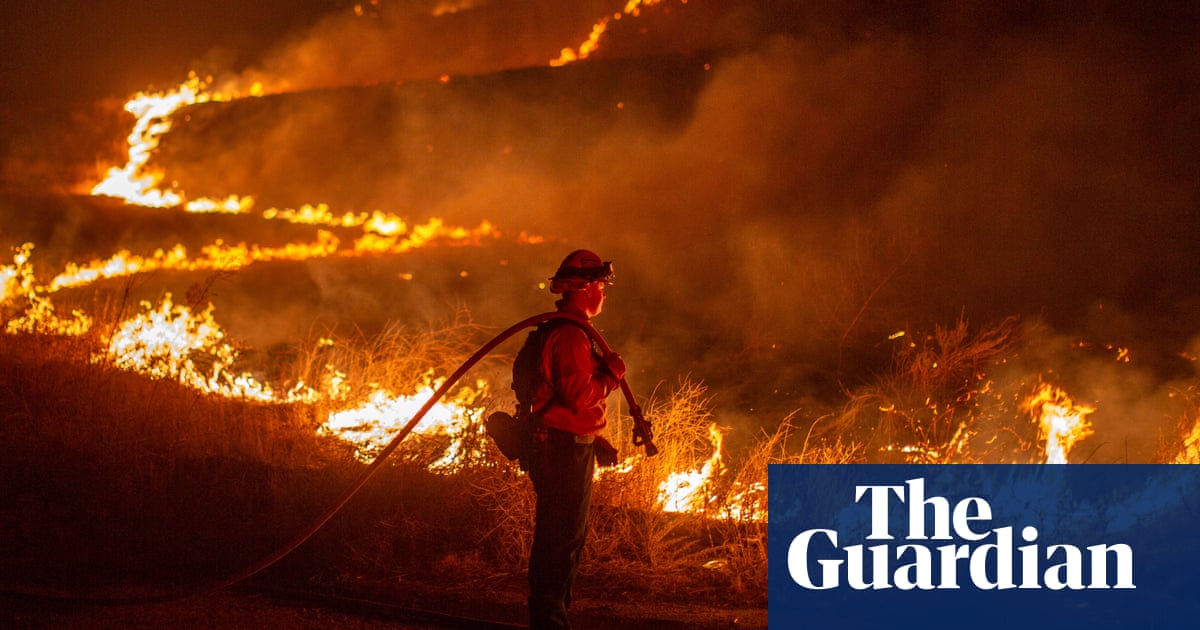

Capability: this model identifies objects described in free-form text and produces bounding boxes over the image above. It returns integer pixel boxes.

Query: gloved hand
[602,352,627,381]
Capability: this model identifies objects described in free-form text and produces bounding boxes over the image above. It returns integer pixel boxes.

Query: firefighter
[525,249,625,630]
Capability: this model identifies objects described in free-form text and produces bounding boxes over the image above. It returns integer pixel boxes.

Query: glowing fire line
[102,294,275,400]
[4,66,534,477]
[658,423,726,513]
[551,0,667,67]
[82,74,515,285]
[654,423,766,521]
[40,214,498,297]
[319,374,488,468]
[28,29,1136,525]
[91,73,229,208]
[0,29,790,523]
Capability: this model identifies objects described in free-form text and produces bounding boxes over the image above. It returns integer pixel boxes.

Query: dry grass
[0,285,875,608]
[0,332,330,469]
[7,294,1196,609]
[344,376,798,606]
[0,292,781,604]
[818,315,1025,463]
[296,306,485,400]
[1165,385,1200,464]
[0,332,355,588]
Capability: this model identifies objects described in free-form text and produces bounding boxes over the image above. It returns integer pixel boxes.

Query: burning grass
[822,316,1023,463]
[0,297,788,611]
[3,6,1197,623]
[1166,385,1200,464]
[2,274,1198,614]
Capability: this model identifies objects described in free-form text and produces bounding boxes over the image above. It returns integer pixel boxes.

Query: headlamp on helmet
[549,249,614,294]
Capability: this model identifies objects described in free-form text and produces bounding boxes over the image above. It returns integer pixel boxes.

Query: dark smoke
[210,0,638,94]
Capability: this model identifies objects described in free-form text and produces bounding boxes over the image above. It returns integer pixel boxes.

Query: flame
[0,25,782,515]
[40,212,499,297]
[89,75,269,214]
[46,232,341,293]
[84,67,524,271]
[96,294,490,470]
[83,292,492,461]
[550,0,665,67]
[185,194,255,214]
[3,243,93,336]
[352,217,496,254]
[724,481,767,522]
[91,74,227,208]
[318,374,488,467]
[657,423,725,513]
[1175,419,1200,464]
[0,243,38,304]
[261,203,366,227]
[84,73,503,264]
[1175,421,1200,463]
[1023,382,1095,464]
[1171,387,1200,464]
[3,254,491,471]
[652,423,767,521]
[0,269,16,304]
[101,294,275,400]
[13,66,536,471]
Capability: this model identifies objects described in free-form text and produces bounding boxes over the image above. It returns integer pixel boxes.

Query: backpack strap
[512,317,599,422]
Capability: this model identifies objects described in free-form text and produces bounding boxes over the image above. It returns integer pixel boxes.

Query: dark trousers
[528,429,595,630]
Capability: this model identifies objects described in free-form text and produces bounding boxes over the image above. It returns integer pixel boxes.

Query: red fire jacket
[531,313,618,436]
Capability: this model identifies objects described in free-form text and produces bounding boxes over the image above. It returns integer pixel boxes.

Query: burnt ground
[0,589,431,630]
[0,452,768,630]
[0,583,766,629]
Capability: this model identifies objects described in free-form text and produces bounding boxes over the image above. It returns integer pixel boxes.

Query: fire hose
[2,311,655,603]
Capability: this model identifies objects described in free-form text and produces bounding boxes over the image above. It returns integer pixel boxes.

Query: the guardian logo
[787,478,1135,591]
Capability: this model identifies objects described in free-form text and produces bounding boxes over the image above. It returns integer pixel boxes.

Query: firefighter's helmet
[549,249,614,294]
